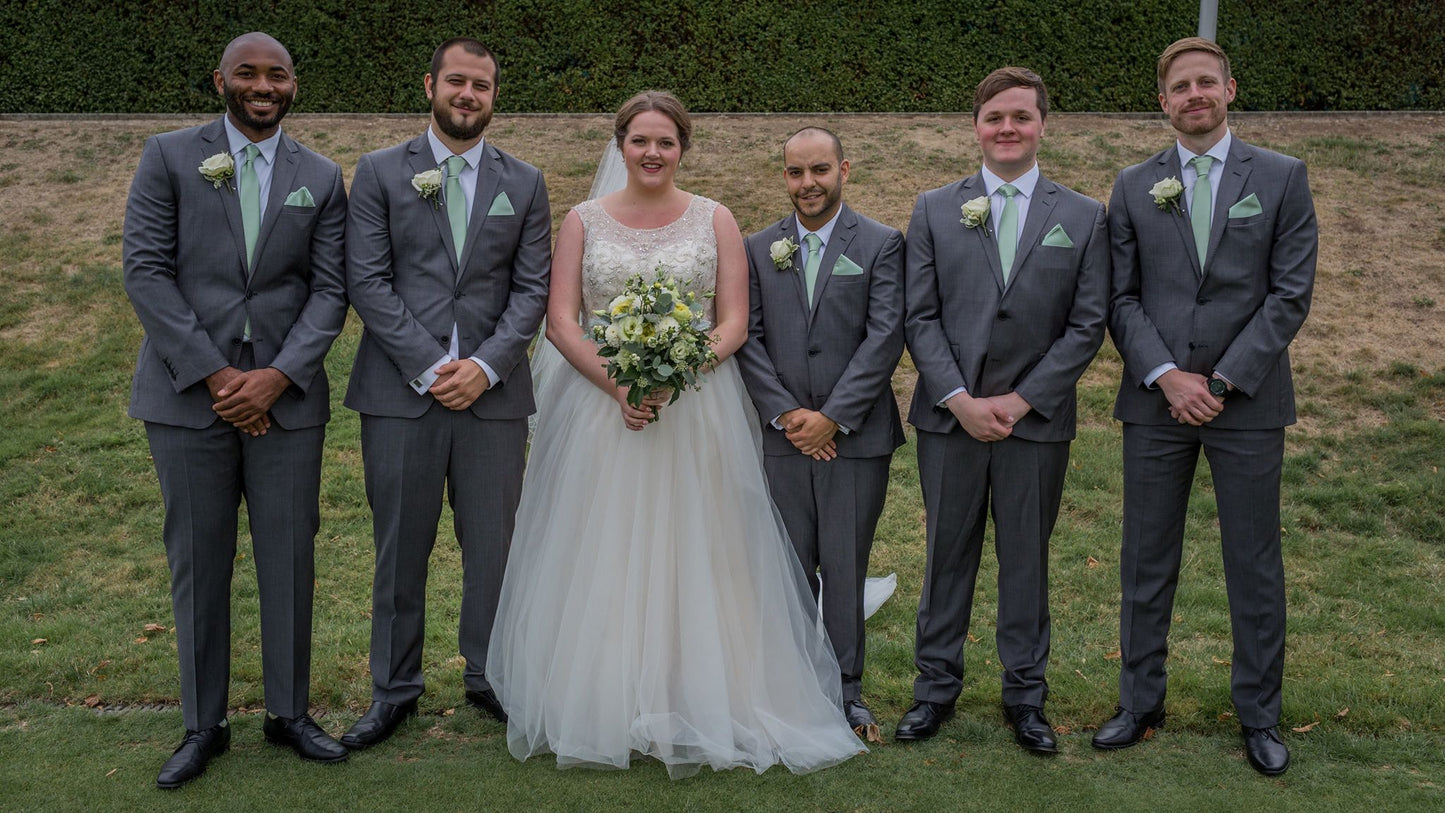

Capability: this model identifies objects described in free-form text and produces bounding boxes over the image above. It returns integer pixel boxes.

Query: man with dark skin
[124,31,351,788]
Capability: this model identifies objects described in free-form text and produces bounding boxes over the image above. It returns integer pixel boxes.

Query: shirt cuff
[1144,362,1178,389]
[938,386,966,407]
[469,356,499,390]
[410,354,452,394]
[1212,370,1236,390]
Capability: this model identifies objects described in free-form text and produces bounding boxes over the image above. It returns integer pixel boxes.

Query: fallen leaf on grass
[1086,556,1099,568]
[1054,725,1072,735]
[134,636,148,643]
[83,695,102,708]
[105,768,117,778]
[30,613,43,621]
[1217,712,1234,721]
[88,660,111,675]
[1212,656,1231,665]
[143,623,168,633]
[31,638,46,645]
[966,634,979,644]
[442,707,455,716]
[1384,671,1395,677]
[1292,721,1319,733]
[1104,649,1121,661]
[1336,707,1350,719]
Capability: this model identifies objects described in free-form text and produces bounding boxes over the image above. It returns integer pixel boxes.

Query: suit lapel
[1204,139,1254,278]
[807,205,857,326]
[460,143,502,279]
[1005,178,1056,292]
[199,120,248,279]
[1155,149,1203,278]
[249,132,300,280]
[776,217,808,315]
[960,175,1005,292]
[407,137,459,274]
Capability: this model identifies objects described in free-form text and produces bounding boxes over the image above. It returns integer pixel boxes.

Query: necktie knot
[999,182,1018,199]
[1191,154,1213,175]
[803,233,821,253]
[446,154,467,176]
[244,143,260,163]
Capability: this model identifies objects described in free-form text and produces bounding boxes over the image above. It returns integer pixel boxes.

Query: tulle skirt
[487,343,864,778]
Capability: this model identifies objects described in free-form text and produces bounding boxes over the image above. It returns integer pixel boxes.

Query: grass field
[0,112,1441,810]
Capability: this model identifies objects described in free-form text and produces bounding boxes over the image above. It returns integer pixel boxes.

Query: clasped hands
[945,390,1032,442]
[1157,369,1229,426]
[206,366,292,437]
[429,358,491,411]
[779,408,839,461]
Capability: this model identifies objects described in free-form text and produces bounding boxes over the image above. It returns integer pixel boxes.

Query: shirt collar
[981,164,1040,198]
[428,127,486,169]
[223,116,281,164]
[795,207,842,246]
[1176,129,1232,169]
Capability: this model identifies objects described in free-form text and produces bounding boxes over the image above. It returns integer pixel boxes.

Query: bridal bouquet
[590,270,718,413]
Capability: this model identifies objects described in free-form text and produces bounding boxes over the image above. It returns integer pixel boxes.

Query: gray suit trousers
[913,429,1068,707]
[764,453,891,701]
[1118,422,1286,728]
[146,416,323,731]
[360,403,525,703]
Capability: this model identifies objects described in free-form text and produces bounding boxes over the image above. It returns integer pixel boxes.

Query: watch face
[1209,379,1228,397]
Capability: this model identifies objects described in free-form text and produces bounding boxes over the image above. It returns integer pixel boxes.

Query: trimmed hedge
[3,0,1441,113]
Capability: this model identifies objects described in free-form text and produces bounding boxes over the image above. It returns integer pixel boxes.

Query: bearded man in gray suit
[124,32,350,788]
[1093,37,1316,777]
[897,67,1109,752]
[340,37,550,749]
[737,127,905,741]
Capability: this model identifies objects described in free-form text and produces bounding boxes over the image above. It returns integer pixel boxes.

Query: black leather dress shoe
[156,721,230,789]
[1091,706,1165,750]
[465,688,508,723]
[894,700,955,742]
[263,713,348,763]
[340,699,418,750]
[1004,704,1058,754]
[1243,726,1290,776]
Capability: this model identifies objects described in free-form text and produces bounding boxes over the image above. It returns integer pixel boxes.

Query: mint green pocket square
[283,187,315,207]
[1041,223,1073,248]
[832,255,865,276]
[488,191,515,216]
[1228,193,1262,219]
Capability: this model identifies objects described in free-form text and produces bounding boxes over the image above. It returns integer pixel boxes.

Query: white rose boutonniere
[770,237,799,271]
[198,152,235,191]
[1150,177,1185,215]
[960,196,991,236]
[412,168,444,207]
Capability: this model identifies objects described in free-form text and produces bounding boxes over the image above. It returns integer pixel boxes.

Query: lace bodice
[575,195,719,321]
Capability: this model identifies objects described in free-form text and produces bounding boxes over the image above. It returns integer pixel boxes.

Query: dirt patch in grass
[3,113,1441,418]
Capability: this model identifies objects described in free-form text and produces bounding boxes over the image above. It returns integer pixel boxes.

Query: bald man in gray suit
[124,32,350,788]
[898,68,1109,752]
[1093,37,1316,777]
[737,127,905,741]
[340,37,550,750]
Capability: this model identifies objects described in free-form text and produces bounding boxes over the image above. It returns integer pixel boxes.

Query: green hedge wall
[2,0,1441,113]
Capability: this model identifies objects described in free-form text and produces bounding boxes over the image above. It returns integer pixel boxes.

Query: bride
[486,91,864,778]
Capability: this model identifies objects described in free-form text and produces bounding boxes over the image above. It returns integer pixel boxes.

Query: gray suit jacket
[123,118,348,430]
[737,204,906,459]
[1108,138,1317,429]
[344,135,551,419]
[905,173,1110,442]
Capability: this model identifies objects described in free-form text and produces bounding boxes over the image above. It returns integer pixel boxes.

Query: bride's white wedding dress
[487,195,863,778]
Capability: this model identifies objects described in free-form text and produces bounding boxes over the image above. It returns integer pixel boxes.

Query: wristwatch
[1208,378,1229,398]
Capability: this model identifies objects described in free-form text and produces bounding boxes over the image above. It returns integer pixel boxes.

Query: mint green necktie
[803,233,823,308]
[445,155,468,262]
[998,183,1019,283]
[1190,155,1214,267]
[240,144,261,270]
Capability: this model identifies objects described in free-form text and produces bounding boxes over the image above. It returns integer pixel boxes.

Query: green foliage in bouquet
[590,270,719,412]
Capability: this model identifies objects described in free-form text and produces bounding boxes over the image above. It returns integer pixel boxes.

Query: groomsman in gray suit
[737,127,905,741]
[341,37,550,749]
[898,68,1109,752]
[1093,37,1316,777]
[124,32,350,788]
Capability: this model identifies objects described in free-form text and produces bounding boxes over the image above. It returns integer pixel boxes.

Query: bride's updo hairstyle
[614,91,692,154]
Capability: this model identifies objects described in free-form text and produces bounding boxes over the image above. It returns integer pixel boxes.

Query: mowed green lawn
[0,113,1441,810]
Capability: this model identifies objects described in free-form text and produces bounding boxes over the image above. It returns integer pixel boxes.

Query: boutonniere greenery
[770,237,800,271]
[960,196,991,236]
[1150,177,1185,215]
[412,168,444,207]
[198,152,235,191]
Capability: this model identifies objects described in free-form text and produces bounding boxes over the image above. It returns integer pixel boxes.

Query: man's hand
[210,366,290,436]
[1157,368,1223,426]
[781,408,839,460]
[944,391,1013,442]
[988,391,1033,425]
[430,359,490,411]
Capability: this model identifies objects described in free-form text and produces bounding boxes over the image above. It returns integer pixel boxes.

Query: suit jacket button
[997,311,1009,320]
[1188,342,1196,350]
[808,347,821,356]
[454,291,464,299]
[232,338,242,345]
[1197,297,1209,305]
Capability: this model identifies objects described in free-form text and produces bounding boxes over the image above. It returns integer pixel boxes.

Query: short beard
[432,96,491,142]
[224,83,293,132]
